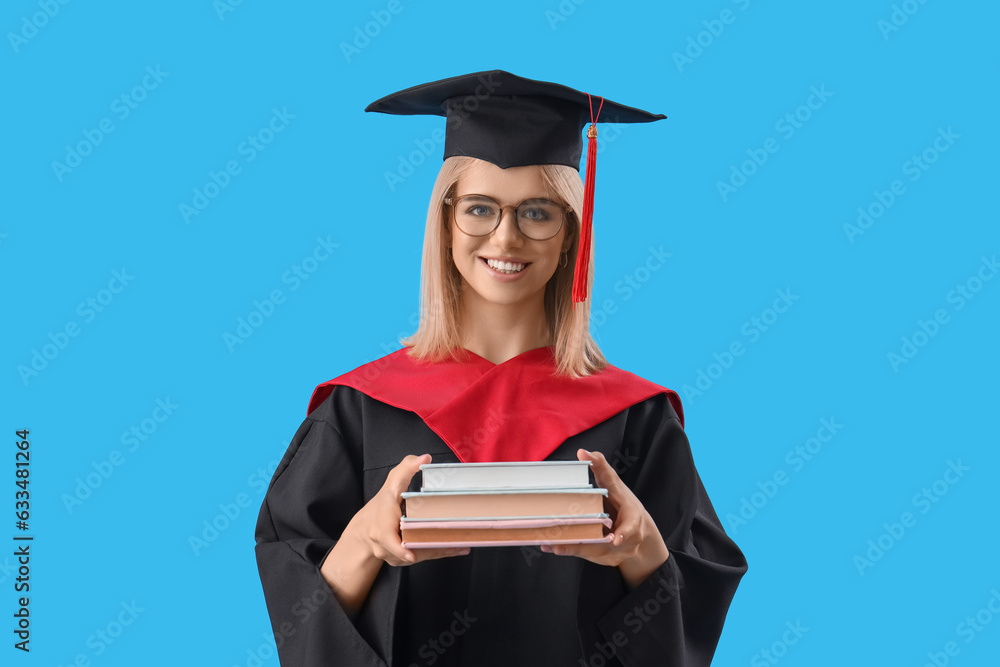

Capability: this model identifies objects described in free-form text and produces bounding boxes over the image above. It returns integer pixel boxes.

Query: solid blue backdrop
[3,1,997,665]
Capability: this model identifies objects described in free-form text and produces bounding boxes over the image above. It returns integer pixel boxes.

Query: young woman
[255,70,747,666]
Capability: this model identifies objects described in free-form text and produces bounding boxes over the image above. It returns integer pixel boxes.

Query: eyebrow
[461,193,554,201]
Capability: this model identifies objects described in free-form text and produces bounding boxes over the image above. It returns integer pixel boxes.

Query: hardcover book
[400,516,614,548]
[419,460,592,491]
[400,461,612,548]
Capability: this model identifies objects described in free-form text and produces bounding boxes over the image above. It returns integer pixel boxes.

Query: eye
[466,204,495,217]
[519,206,550,221]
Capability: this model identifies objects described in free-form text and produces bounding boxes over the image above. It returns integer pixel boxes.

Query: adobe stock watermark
[853,459,971,576]
[578,575,683,666]
[222,236,339,353]
[374,308,431,357]
[179,107,295,224]
[213,0,247,21]
[681,288,799,404]
[385,72,504,192]
[446,407,513,462]
[886,254,996,372]
[340,0,407,63]
[239,582,340,667]
[16,268,135,386]
[51,65,169,182]
[61,397,179,514]
[409,609,477,666]
[0,557,16,586]
[725,417,843,534]
[55,600,145,666]
[349,301,453,389]
[877,0,931,41]
[590,246,672,330]
[672,0,754,73]
[7,0,73,54]
[717,85,834,202]
[843,126,959,244]
[236,630,285,667]
[919,588,1000,667]
[750,620,809,666]
[188,454,280,556]
[518,442,636,565]
[544,0,590,31]
[358,300,453,392]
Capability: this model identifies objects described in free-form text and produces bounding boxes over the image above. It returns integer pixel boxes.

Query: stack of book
[400,460,613,548]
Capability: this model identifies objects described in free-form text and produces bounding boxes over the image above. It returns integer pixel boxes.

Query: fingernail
[540,545,551,553]
[459,548,470,555]
[553,546,565,555]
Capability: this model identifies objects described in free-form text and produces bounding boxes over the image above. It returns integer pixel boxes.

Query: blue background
[3,0,998,665]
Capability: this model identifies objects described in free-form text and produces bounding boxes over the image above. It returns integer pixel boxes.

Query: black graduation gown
[254,380,747,666]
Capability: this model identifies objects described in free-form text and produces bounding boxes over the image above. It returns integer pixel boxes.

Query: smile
[482,258,528,274]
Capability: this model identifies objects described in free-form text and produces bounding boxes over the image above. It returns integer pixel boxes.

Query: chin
[460,281,545,308]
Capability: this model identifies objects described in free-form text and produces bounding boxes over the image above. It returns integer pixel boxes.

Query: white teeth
[485,258,525,273]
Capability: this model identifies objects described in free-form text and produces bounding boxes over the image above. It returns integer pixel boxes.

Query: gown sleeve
[576,393,748,666]
[253,389,401,667]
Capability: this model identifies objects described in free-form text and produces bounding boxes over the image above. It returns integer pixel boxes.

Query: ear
[442,205,453,247]
[561,227,575,254]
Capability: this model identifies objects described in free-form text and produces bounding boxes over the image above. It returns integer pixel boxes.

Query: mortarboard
[365,70,666,304]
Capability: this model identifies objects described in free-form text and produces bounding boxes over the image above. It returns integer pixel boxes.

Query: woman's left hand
[540,449,669,590]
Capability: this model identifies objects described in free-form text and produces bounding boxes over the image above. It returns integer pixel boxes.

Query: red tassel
[572,95,603,306]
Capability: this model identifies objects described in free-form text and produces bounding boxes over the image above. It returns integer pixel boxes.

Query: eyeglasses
[444,194,571,241]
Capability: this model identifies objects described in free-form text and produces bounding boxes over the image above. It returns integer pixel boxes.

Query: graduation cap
[365,70,667,304]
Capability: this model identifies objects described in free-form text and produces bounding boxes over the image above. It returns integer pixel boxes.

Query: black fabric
[254,386,746,666]
[364,70,667,170]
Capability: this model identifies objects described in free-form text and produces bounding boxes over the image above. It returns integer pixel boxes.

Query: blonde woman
[255,70,746,667]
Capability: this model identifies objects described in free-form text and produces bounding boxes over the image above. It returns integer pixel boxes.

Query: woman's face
[449,159,572,313]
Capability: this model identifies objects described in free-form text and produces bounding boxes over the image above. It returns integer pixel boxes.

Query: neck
[457,288,551,365]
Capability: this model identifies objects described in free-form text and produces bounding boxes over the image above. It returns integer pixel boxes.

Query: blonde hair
[401,156,607,377]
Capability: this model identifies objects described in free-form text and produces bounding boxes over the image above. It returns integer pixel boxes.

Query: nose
[490,206,524,249]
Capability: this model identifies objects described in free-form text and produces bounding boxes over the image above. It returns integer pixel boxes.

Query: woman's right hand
[321,454,468,617]
[346,453,471,567]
